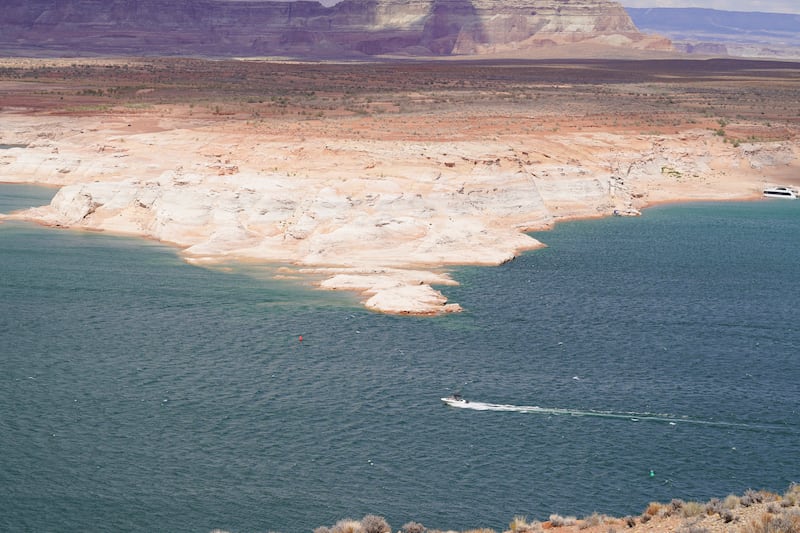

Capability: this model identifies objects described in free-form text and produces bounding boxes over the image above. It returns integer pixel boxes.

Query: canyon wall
[0,0,670,57]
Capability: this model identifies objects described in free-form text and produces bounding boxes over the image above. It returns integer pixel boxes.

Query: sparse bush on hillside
[401,521,426,533]
[725,494,743,510]
[548,514,576,527]
[670,499,686,513]
[784,484,800,507]
[681,501,706,518]
[645,502,663,516]
[706,498,723,515]
[511,517,542,533]
[361,515,390,533]
[742,510,800,533]
[743,489,767,507]
[331,519,363,533]
[508,516,529,533]
[578,512,606,529]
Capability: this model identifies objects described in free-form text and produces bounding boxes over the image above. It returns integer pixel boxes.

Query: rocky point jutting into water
[0,0,671,57]
[2,58,798,314]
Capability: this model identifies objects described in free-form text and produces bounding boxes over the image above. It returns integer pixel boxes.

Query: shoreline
[1,115,795,314]
[0,57,797,314]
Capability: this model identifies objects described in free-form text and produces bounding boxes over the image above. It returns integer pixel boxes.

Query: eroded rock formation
[2,114,795,314]
[0,0,670,57]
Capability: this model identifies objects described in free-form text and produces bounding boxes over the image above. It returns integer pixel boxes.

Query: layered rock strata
[0,0,670,57]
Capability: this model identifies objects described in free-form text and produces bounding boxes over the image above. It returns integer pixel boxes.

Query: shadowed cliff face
[0,0,666,57]
[422,0,484,55]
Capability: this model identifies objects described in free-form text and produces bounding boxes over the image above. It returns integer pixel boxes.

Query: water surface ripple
[2,185,798,532]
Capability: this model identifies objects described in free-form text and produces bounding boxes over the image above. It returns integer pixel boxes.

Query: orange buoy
[298,335,303,342]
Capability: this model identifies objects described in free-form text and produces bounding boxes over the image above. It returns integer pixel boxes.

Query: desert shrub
[639,513,651,524]
[706,498,723,515]
[548,514,576,527]
[361,515,390,533]
[743,489,766,507]
[722,510,735,523]
[624,516,636,527]
[769,514,800,533]
[332,519,364,533]
[742,511,800,533]
[784,484,800,507]
[579,513,605,529]
[724,494,742,510]
[681,501,706,518]
[509,516,530,533]
[401,522,425,533]
[677,527,710,533]
[645,502,662,516]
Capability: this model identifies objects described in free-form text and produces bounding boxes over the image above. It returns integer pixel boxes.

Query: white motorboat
[441,394,469,407]
[763,186,798,199]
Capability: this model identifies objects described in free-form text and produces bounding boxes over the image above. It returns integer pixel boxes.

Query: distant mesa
[626,7,800,59]
[0,0,671,57]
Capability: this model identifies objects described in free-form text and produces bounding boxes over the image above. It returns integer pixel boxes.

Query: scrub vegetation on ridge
[292,486,800,533]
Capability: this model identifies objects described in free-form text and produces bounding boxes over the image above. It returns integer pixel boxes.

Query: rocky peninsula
[1,57,798,314]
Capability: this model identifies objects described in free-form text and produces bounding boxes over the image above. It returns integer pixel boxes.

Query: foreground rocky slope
[307,485,800,533]
[0,0,670,57]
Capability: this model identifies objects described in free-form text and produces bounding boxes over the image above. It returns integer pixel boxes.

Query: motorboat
[441,394,469,407]
[763,186,798,199]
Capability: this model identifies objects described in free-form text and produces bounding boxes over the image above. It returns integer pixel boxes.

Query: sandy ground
[1,58,798,314]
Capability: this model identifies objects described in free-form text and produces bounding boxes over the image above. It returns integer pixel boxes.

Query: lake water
[1,184,798,532]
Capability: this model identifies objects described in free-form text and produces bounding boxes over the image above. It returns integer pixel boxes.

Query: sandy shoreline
[1,58,797,314]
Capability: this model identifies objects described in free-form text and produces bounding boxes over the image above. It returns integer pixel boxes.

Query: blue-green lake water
[1,184,798,532]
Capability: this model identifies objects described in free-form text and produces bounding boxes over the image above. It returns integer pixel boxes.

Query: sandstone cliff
[0,0,671,57]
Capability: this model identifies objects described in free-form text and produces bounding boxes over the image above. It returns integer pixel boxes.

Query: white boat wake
[441,398,795,432]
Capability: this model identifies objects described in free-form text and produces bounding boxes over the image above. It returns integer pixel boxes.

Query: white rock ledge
[2,116,796,314]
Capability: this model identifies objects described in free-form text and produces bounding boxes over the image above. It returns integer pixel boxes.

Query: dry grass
[309,485,800,533]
